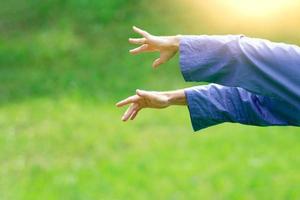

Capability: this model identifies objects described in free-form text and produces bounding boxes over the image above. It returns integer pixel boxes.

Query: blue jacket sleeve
[179,35,300,109]
[185,84,291,131]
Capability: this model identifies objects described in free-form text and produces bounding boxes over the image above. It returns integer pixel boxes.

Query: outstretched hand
[129,26,180,68]
[116,90,171,121]
[116,27,186,122]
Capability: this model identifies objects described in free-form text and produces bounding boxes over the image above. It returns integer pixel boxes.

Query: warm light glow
[218,0,298,19]
[176,0,300,34]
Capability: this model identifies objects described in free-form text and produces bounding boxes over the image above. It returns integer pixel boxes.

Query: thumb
[152,58,164,68]
[136,89,152,98]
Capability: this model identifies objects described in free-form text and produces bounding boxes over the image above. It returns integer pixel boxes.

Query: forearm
[164,89,187,106]
[184,84,291,131]
[163,35,181,50]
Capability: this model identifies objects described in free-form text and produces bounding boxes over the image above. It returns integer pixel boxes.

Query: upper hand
[129,26,180,68]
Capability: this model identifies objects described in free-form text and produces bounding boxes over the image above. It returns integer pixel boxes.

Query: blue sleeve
[179,35,300,109]
[184,84,292,131]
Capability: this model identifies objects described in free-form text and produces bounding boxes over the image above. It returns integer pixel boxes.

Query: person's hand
[129,26,181,68]
[116,89,186,121]
[116,89,171,121]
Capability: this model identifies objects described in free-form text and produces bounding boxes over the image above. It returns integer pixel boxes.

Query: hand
[116,89,186,121]
[129,26,181,68]
[116,89,171,121]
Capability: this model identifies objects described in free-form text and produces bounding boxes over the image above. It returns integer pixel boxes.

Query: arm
[184,84,292,131]
[116,85,295,131]
[179,35,300,108]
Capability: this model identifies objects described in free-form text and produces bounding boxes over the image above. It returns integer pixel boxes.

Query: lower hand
[116,89,170,121]
[116,89,186,121]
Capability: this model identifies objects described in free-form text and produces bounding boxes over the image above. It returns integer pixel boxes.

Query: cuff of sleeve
[184,88,223,132]
[179,36,194,82]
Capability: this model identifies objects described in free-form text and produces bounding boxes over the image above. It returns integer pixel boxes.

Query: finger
[129,38,146,45]
[133,26,150,38]
[136,89,152,98]
[129,44,149,55]
[122,103,139,121]
[130,109,140,120]
[121,105,133,121]
[116,95,140,107]
[152,58,165,68]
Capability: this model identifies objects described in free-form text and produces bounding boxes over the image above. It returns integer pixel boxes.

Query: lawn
[0,0,299,199]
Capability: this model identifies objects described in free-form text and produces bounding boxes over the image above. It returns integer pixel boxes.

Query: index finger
[116,95,140,107]
[132,26,150,38]
[129,38,146,45]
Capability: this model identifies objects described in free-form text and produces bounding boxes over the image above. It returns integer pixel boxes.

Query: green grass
[0,98,299,199]
[0,0,300,199]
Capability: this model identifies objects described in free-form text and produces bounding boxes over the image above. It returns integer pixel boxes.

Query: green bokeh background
[0,0,299,199]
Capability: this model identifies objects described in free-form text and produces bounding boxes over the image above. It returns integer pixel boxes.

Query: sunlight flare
[219,0,298,18]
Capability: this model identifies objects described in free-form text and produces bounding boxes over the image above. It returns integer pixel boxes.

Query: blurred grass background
[0,0,300,199]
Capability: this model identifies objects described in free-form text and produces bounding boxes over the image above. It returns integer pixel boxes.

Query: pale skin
[116,26,187,121]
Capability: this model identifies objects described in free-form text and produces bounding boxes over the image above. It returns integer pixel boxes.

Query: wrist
[171,35,181,50]
[165,35,181,51]
[164,89,186,106]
